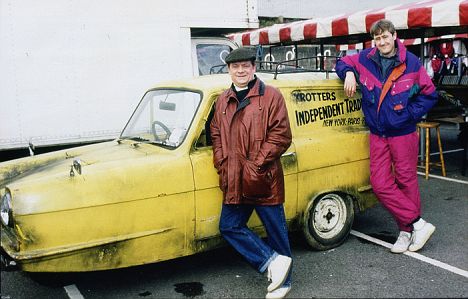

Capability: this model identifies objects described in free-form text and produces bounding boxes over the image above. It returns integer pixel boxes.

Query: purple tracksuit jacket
[335,39,438,137]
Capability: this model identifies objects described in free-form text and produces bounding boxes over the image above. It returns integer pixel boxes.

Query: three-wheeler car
[1,71,377,272]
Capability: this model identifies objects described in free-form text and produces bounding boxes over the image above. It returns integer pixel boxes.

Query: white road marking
[416,172,468,184]
[64,284,84,299]
[350,230,468,279]
[418,148,464,157]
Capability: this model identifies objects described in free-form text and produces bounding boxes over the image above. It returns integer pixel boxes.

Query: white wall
[258,0,414,19]
[0,0,257,149]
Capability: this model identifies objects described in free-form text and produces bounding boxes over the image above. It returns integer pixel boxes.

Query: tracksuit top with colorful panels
[335,38,438,137]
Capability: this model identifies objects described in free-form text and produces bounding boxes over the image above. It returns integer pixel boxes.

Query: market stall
[228,0,467,115]
[227,0,468,174]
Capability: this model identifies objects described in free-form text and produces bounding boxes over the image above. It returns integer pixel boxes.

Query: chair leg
[425,127,430,180]
[463,145,467,176]
[417,127,422,166]
[436,127,446,177]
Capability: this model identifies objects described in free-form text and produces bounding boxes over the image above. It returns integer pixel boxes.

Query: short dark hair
[370,19,396,37]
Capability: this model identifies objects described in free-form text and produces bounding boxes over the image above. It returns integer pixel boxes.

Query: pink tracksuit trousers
[369,132,421,232]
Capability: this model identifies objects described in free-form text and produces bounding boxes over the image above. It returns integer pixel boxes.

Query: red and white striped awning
[228,0,468,46]
[336,33,468,51]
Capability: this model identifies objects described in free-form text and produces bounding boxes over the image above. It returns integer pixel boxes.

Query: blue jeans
[219,203,292,286]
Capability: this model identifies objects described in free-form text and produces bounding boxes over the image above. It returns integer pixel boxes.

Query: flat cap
[225,47,256,64]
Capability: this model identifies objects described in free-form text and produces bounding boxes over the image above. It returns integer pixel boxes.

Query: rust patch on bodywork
[0,155,71,187]
[6,227,174,260]
[281,154,297,169]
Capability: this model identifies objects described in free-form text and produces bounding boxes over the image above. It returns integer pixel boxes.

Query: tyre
[302,192,354,250]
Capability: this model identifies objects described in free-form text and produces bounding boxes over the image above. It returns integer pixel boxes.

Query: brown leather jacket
[210,78,292,205]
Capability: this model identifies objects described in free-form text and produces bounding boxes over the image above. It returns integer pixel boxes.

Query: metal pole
[419,31,426,161]
[295,44,298,68]
[320,43,325,71]
[419,33,425,65]
[269,46,272,70]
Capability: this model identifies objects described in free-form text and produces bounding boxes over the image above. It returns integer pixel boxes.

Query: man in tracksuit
[335,19,438,253]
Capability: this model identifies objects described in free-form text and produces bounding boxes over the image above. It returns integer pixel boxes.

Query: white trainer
[266,285,291,299]
[409,219,435,252]
[390,231,412,253]
[267,255,292,292]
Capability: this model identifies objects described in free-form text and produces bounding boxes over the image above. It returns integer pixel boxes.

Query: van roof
[149,72,341,93]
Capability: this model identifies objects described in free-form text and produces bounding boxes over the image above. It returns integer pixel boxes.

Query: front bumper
[0,247,18,271]
[1,223,21,271]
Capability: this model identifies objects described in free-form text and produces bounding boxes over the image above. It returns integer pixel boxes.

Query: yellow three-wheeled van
[0,72,377,272]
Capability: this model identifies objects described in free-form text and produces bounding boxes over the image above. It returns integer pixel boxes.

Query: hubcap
[312,194,347,239]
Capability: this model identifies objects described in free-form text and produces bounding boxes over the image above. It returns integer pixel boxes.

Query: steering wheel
[151,121,171,141]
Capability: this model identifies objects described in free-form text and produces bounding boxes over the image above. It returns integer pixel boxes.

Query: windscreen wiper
[129,136,150,142]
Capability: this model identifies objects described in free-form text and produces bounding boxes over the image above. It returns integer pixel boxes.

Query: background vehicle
[0,71,377,272]
[0,0,258,153]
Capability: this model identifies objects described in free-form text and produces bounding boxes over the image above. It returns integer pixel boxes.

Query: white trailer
[0,0,258,151]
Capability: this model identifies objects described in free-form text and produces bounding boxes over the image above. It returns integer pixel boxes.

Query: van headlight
[1,189,13,227]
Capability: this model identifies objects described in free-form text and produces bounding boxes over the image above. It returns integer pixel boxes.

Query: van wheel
[303,192,354,250]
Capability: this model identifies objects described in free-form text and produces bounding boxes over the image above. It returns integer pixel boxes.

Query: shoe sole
[267,259,292,292]
[390,247,408,254]
[266,287,291,299]
[408,225,435,252]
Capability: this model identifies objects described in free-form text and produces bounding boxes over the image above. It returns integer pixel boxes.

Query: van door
[190,96,224,241]
[190,95,299,242]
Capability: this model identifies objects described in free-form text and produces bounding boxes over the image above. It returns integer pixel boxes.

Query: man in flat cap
[210,47,293,299]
